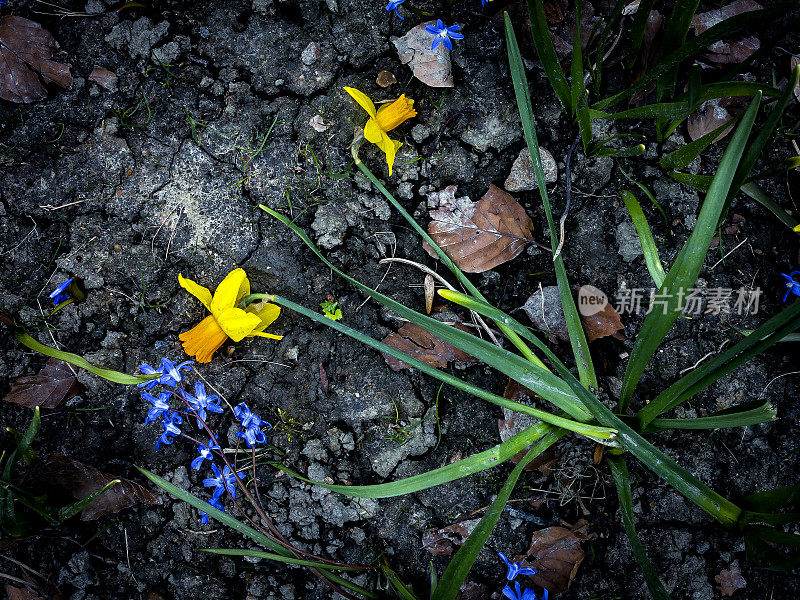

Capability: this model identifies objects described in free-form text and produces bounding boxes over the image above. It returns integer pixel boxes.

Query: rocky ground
[1,0,799,599]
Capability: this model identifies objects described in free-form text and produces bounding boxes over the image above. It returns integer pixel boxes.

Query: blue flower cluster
[49,278,73,305]
[383,0,466,51]
[498,552,548,600]
[136,357,272,523]
[781,271,800,302]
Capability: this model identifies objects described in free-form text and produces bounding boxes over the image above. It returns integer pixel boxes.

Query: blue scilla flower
[425,19,464,51]
[156,411,183,450]
[49,278,73,305]
[203,463,245,500]
[142,390,172,425]
[191,438,221,470]
[233,402,270,448]
[200,496,225,524]
[502,581,545,600]
[137,363,168,390]
[498,552,538,580]
[182,382,223,428]
[781,271,800,302]
[386,0,405,19]
[159,358,194,387]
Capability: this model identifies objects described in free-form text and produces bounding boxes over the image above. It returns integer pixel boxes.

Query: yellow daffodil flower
[178,269,282,363]
[344,86,416,176]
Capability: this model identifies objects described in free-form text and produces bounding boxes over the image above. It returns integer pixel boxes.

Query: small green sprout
[320,299,342,321]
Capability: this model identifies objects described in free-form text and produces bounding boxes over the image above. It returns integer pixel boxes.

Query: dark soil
[1,1,799,599]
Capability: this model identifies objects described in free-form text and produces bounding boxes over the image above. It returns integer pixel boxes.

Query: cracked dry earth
[1,0,800,599]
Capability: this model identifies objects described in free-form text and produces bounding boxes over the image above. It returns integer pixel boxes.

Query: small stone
[85,0,105,15]
[89,67,118,92]
[411,124,431,143]
[376,70,397,87]
[617,220,644,263]
[301,42,321,66]
[504,147,557,192]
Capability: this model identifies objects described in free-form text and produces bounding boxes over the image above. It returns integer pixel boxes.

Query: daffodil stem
[240,293,274,307]
[350,143,550,372]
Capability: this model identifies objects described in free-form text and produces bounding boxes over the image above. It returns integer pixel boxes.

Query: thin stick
[553,135,582,261]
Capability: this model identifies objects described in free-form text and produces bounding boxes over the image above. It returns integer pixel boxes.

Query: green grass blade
[201,548,361,571]
[591,143,645,158]
[382,561,423,600]
[506,13,597,388]
[619,93,761,411]
[527,0,571,114]
[743,486,800,513]
[591,0,625,95]
[659,119,738,170]
[656,0,700,102]
[437,290,742,525]
[431,430,565,600]
[595,5,789,109]
[646,401,776,431]
[620,167,668,225]
[136,467,290,556]
[269,424,552,498]
[571,0,592,151]
[273,293,616,440]
[608,456,672,600]
[637,300,800,427]
[11,329,156,386]
[620,190,667,288]
[57,480,119,521]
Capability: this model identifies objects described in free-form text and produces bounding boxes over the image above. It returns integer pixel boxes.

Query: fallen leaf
[522,286,569,341]
[424,274,435,315]
[37,454,161,521]
[309,114,331,132]
[543,0,569,24]
[515,519,596,594]
[579,298,624,342]
[5,585,45,600]
[424,185,535,273]
[4,358,78,409]
[0,16,73,103]
[376,70,397,88]
[499,380,563,472]
[422,518,480,555]
[691,0,761,64]
[392,21,454,88]
[686,97,744,142]
[381,321,474,371]
[88,67,117,91]
[716,561,747,597]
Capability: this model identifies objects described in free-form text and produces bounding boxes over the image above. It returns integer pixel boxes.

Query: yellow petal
[179,315,228,363]
[344,86,377,118]
[178,274,213,310]
[375,95,416,132]
[364,118,384,144]
[374,135,402,176]
[246,301,281,333]
[216,306,263,342]
[210,268,250,315]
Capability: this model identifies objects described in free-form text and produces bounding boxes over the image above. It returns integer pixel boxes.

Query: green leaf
[619,167,668,225]
[201,548,362,571]
[636,300,800,428]
[505,12,597,389]
[381,560,422,600]
[619,93,762,411]
[743,486,800,513]
[11,330,157,386]
[431,430,564,600]
[646,401,776,431]
[745,526,800,570]
[58,480,119,522]
[620,190,667,288]
[269,424,552,498]
[527,1,571,114]
[656,0,700,102]
[608,456,672,600]
[658,119,738,171]
[626,0,655,69]
[571,0,592,151]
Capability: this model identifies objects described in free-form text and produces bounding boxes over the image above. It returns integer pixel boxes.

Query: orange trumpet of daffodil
[344,86,416,176]
[178,269,282,363]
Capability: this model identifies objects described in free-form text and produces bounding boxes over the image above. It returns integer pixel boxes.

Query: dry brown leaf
[376,70,397,87]
[515,519,596,594]
[543,0,569,24]
[522,285,569,341]
[422,519,480,555]
[4,358,78,409]
[499,380,563,472]
[424,185,534,273]
[381,321,474,371]
[686,97,744,142]
[392,21,454,88]
[424,274,435,315]
[691,0,761,64]
[37,454,161,521]
[309,114,331,132]
[0,16,73,103]
[715,561,747,597]
[5,585,45,600]
[580,301,624,342]
[88,67,117,91]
